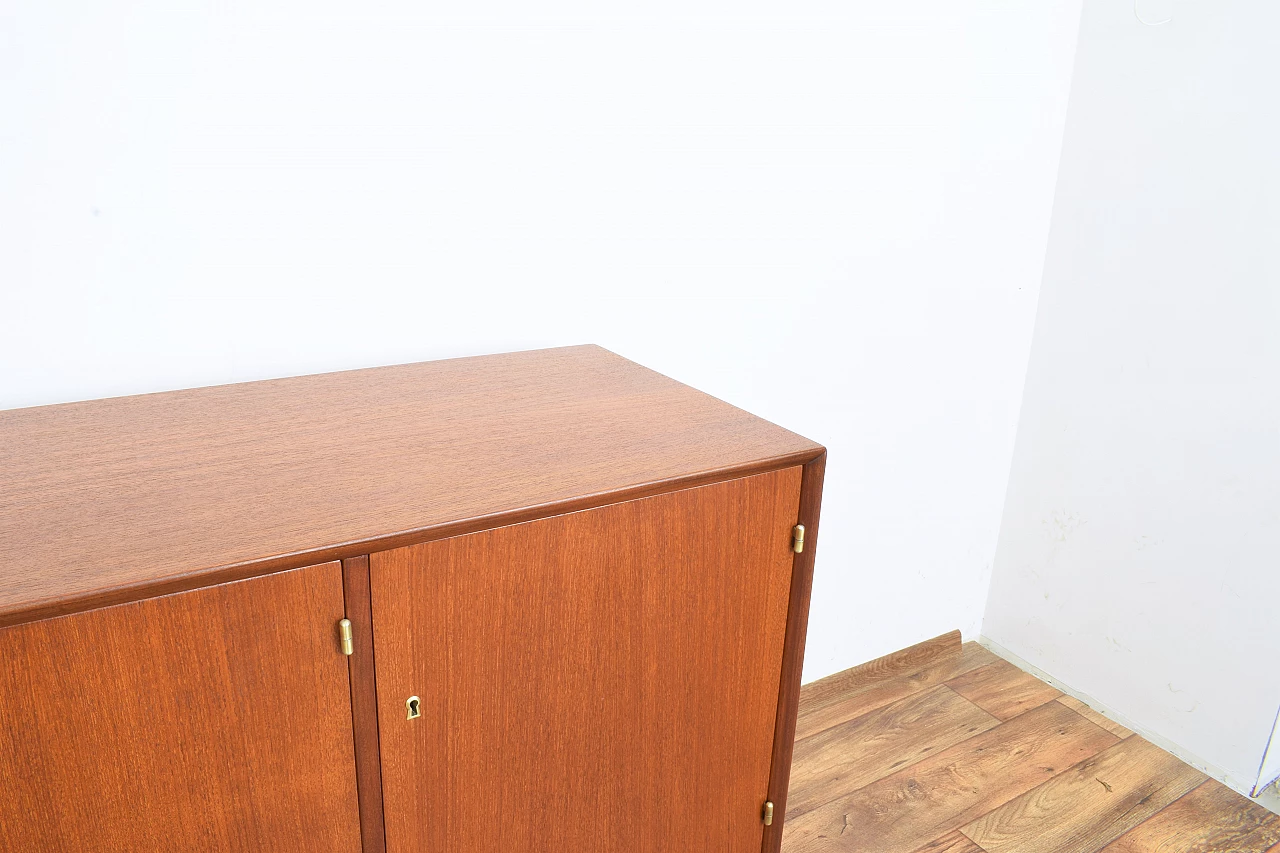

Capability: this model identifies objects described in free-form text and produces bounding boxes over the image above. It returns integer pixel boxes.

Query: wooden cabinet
[0,346,825,853]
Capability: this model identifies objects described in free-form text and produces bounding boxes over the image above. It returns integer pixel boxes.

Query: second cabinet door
[370,467,803,853]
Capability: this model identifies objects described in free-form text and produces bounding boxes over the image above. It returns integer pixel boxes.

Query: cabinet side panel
[762,452,826,853]
[371,468,803,853]
[0,562,362,853]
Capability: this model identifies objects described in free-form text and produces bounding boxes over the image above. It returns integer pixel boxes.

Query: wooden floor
[782,634,1280,853]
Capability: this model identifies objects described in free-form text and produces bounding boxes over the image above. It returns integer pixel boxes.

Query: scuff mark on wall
[1167,683,1199,714]
[1043,509,1087,543]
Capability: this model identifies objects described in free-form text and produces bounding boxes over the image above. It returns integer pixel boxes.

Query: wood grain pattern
[795,643,1000,741]
[371,468,803,853]
[787,686,1000,819]
[782,700,1119,853]
[0,562,361,852]
[946,659,1063,721]
[1057,696,1135,739]
[783,642,1279,853]
[0,345,823,627]
[762,452,826,853]
[960,736,1206,853]
[909,831,989,853]
[341,555,386,853]
[800,630,961,714]
[1100,780,1280,853]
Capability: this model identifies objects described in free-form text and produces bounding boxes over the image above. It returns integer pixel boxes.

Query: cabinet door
[0,562,362,852]
[371,467,803,853]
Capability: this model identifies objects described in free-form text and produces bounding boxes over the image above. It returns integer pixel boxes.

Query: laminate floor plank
[782,700,1119,853]
[945,658,1062,721]
[1056,696,1134,739]
[783,641,1278,853]
[960,736,1206,853]
[910,830,989,853]
[801,631,961,712]
[1099,779,1280,853]
[788,686,1000,819]
[795,644,1000,741]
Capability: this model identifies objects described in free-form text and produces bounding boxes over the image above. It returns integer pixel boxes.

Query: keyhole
[406,696,421,720]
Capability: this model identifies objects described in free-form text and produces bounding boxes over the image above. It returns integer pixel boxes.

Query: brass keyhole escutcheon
[406,696,421,720]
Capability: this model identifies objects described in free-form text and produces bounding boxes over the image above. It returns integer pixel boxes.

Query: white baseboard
[977,635,1279,816]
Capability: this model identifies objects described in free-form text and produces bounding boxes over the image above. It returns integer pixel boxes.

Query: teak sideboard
[0,345,825,853]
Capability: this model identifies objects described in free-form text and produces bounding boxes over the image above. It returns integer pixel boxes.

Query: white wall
[0,0,1082,682]
[985,0,1280,796]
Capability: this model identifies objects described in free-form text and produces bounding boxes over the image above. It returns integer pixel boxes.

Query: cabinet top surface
[0,345,821,625]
